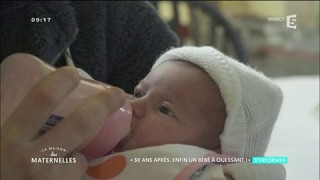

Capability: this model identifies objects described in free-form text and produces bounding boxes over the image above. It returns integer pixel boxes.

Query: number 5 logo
[286,14,297,29]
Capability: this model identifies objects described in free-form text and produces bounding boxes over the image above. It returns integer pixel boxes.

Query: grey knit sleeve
[104,1,181,93]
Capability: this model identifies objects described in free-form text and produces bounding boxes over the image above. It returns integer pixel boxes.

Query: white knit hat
[152,46,283,158]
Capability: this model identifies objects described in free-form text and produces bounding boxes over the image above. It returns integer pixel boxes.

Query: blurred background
[150,1,319,77]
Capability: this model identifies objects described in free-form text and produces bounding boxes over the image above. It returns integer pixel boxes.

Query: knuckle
[31,67,80,108]
[69,112,93,137]
[20,154,42,179]
[56,66,80,85]
[33,86,57,107]
[1,142,49,180]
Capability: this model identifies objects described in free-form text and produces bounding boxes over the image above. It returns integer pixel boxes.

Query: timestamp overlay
[31,17,51,23]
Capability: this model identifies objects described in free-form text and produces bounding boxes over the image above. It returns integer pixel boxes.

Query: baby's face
[114,61,226,152]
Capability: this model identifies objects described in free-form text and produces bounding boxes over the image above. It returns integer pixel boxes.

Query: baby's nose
[127,95,146,119]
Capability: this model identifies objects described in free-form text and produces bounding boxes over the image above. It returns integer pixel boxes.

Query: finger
[35,152,87,180]
[57,152,88,180]
[2,66,80,142]
[37,87,126,156]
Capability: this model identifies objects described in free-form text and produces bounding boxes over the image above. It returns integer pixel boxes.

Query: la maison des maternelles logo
[31,147,77,164]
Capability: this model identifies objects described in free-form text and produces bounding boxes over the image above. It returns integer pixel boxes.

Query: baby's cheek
[132,118,172,147]
[133,130,162,147]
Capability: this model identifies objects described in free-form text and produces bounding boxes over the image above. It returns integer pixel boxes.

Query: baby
[86,46,286,180]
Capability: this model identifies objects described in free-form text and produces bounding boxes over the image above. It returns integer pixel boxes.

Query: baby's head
[115,59,227,153]
[115,46,283,158]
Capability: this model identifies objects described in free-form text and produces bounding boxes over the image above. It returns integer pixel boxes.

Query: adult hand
[1,66,126,180]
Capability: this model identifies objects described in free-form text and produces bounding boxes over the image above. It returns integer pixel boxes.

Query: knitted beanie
[152,46,283,158]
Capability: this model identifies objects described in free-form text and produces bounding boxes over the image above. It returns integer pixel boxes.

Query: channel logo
[267,14,297,29]
[286,14,297,29]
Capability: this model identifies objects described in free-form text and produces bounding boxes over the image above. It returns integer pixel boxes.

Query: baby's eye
[133,89,143,98]
[159,105,175,117]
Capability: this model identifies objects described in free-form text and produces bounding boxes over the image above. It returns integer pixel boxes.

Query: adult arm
[69,1,181,93]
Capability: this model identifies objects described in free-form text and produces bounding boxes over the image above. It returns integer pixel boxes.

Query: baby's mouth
[124,127,132,140]
[114,128,132,151]
[121,130,132,144]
